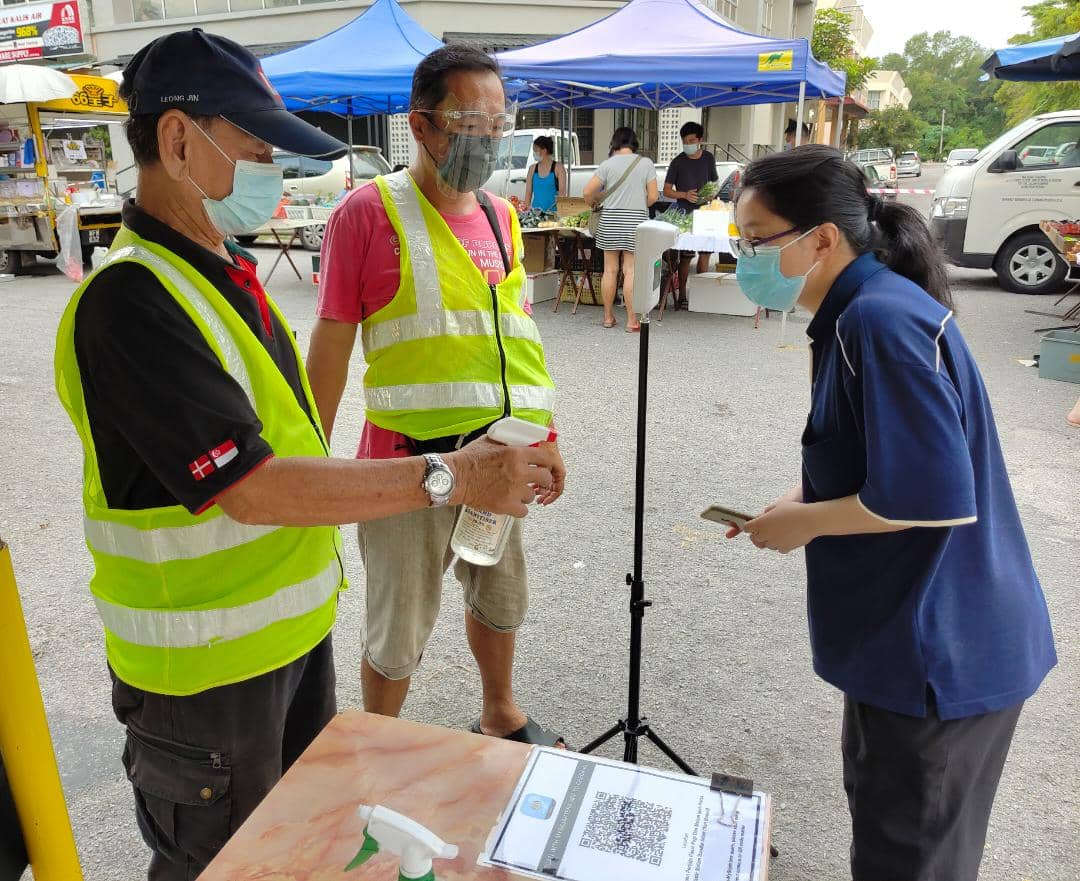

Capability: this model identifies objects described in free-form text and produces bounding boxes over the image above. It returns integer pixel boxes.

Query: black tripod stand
[579,314,696,775]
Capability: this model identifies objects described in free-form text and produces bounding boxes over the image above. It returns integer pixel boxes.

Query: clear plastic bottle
[451,417,556,566]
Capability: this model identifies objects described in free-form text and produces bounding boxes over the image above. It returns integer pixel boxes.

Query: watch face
[427,469,454,497]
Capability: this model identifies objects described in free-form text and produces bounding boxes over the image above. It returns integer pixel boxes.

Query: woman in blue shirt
[525,135,565,214]
[730,145,1056,881]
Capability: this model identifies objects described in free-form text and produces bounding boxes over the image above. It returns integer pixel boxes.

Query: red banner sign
[0,0,83,65]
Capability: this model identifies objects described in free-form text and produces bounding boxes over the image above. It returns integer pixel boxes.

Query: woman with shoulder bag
[583,127,658,331]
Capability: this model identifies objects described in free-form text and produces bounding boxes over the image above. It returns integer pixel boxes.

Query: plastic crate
[1038,330,1080,384]
[283,205,312,220]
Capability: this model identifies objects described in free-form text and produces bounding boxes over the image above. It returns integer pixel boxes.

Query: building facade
[864,69,911,111]
[35,0,816,165]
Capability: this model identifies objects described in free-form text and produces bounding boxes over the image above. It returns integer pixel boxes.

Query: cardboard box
[556,196,590,219]
[522,233,553,273]
[688,272,757,316]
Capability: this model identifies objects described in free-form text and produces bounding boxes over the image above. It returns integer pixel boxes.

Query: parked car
[897,151,922,177]
[250,146,392,250]
[1017,145,1058,166]
[945,148,979,167]
[857,161,898,200]
[848,147,897,188]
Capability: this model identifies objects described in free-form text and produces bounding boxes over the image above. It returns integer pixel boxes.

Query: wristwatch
[421,453,455,507]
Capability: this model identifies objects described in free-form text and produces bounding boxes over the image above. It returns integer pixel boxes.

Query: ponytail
[872,199,953,309]
[738,145,953,309]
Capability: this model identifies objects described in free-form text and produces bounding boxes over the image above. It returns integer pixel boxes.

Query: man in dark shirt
[663,122,719,308]
[57,29,557,881]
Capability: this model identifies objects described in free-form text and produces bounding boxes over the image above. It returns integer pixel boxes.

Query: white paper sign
[479,748,770,881]
[62,139,86,161]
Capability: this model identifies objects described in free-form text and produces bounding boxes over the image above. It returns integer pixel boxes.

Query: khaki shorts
[357,506,528,680]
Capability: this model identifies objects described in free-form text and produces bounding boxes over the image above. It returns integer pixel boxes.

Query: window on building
[868,91,883,110]
[614,109,660,161]
[125,0,352,22]
[761,0,775,34]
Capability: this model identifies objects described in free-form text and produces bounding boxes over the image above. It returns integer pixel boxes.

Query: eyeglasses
[416,108,516,137]
[731,225,802,258]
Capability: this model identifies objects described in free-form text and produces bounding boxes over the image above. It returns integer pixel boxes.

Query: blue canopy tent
[261,0,442,115]
[496,0,845,146]
[982,32,1080,82]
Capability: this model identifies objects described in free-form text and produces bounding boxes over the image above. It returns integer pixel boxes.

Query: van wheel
[0,249,16,274]
[994,231,1067,294]
[301,224,325,251]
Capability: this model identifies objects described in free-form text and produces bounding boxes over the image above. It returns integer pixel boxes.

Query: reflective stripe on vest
[365,382,556,414]
[84,514,277,564]
[106,245,255,402]
[93,557,341,648]
[385,171,442,312]
[361,310,542,354]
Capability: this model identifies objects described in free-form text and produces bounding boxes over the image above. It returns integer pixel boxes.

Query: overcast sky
[858,0,1034,58]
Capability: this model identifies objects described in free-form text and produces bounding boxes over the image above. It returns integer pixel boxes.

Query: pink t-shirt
[316,179,522,459]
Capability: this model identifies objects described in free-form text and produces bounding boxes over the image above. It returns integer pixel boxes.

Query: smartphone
[701,505,754,530]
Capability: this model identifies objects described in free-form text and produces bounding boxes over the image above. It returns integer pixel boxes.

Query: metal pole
[938,108,946,160]
[795,81,806,147]
[834,98,845,149]
[346,98,354,190]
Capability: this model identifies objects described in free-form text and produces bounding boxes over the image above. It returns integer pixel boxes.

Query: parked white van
[931,110,1080,294]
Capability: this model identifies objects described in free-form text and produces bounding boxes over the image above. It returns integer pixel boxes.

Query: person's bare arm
[216,437,558,526]
[663,181,679,201]
[583,174,603,207]
[556,163,568,198]
[646,178,659,207]
[524,164,535,209]
[306,318,358,441]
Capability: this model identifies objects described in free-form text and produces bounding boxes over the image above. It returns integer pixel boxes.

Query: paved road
[1,181,1077,880]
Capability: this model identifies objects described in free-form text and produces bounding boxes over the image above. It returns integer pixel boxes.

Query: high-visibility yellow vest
[54,226,345,697]
[363,172,556,440]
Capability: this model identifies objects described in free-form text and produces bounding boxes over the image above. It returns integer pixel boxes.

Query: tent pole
[347,98,354,190]
[795,81,806,147]
[834,98,845,149]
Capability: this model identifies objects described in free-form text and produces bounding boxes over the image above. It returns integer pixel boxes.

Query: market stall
[0,72,127,275]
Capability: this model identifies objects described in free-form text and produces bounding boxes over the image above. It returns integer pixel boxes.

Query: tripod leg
[643,727,697,776]
[580,723,624,755]
[623,729,638,764]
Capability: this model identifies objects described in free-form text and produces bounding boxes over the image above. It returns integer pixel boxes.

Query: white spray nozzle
[486,416,557,447]
[357,804,459,880]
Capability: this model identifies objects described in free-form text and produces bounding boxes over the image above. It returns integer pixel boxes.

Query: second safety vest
[363,172,556,440]
[54,227,345,697]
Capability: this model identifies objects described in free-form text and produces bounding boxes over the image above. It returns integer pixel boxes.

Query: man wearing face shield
[307,45,567,748]
[53,30,558,879]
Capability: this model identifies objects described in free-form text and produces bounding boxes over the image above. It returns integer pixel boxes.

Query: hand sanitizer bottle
[450,417,557,566]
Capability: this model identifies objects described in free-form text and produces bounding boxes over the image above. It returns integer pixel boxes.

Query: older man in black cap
[53,29,557,879]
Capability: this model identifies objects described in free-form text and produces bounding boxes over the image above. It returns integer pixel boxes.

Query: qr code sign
[579,790,672,866]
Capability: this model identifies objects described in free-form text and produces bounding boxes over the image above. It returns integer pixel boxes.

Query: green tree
[996,0,1080,125]
[878,30,1006,157]
[857,106,928,154]
[812,7,876,95]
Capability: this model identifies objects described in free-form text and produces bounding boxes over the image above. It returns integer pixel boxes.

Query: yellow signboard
[758,50,794,73]
[35,75,128,116]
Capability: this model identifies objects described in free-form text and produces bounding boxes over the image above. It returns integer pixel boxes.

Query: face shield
[417,98,517,196]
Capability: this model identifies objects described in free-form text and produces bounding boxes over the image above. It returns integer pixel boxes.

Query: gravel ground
[1,222,1077,880]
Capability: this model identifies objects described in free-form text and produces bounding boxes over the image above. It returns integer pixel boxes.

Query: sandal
[470,716,568,748]
[626,324,641,333]
[603,317,617,328]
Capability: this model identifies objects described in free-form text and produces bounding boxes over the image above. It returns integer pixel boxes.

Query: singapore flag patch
[189,440,239,481]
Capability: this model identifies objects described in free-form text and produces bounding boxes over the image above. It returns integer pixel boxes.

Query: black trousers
[842,694,1023,881]
[111,636,336,881]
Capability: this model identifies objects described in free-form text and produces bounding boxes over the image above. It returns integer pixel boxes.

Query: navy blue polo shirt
[802,253,1056,720]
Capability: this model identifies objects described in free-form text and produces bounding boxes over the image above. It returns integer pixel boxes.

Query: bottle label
[455,507,506,557]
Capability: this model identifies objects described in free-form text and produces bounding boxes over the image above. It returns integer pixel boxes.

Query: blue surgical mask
[533,151,541,162]
[188,122,283,236]
[683,143,701,156]
[735,226,820,311]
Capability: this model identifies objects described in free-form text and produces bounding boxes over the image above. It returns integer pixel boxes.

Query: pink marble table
[199,711,530,880]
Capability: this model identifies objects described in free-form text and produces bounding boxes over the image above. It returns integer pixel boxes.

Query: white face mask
[683,142,702,156]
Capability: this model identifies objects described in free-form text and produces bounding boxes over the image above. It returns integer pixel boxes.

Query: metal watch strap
[422,453,453,507]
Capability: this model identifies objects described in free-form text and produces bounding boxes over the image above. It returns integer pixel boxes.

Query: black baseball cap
[122,29,346,160]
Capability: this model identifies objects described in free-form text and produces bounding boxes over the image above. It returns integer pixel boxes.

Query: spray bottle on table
[450,416,557,567]
[345,804,458,881]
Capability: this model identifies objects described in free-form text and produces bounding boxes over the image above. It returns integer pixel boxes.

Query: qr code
[579,790,671,866]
